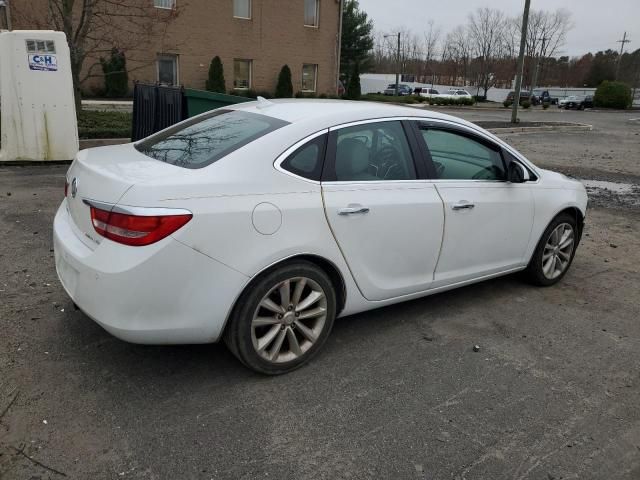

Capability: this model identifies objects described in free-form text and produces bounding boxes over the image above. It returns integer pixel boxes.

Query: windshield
[135,110,289,169]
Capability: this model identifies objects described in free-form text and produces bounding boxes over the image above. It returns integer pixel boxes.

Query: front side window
[234,59,252,89]
[136,110,289,169]
[280,134,326,181]
[420,128,505,181]
[157,54,178,85]
[304,0,319,26]
[328,121,416,182]
[302,64,317,92]
[233,0,251,18]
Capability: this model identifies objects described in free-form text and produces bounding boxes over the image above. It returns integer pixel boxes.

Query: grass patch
[78,110,132,139]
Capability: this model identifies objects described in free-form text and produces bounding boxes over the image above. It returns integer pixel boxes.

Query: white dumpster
[0,30,78,161]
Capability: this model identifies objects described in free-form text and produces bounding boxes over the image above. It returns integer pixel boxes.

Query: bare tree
[467,7,506,96]
[524,9,572,86]
[13,0,183,111]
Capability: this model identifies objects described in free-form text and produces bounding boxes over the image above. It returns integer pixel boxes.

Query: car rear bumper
[53,200,248,344]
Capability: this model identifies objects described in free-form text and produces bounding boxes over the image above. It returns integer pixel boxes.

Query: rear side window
[280,134,327,181]
[136,110,289,169]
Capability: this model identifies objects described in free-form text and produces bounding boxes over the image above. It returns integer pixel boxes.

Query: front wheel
[224,261,337,375]
[526,213,578,286]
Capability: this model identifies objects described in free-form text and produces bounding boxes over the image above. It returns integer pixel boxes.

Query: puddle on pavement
[581,179,635,194]
[580,179,640,209]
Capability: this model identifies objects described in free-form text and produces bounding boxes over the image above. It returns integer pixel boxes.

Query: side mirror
[508,161,530,183]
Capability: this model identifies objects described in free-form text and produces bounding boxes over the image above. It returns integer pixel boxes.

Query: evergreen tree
[100,48,128,97]
[275,65,293,98]
[340,1,374,84]
[346,62,361,99]
[206,56,226,93]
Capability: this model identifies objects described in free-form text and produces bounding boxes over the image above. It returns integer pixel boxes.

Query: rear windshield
[135,110,289,169]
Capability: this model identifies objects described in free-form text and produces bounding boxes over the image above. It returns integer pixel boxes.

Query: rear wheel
[526,213,578,286]
[224,261,336,375]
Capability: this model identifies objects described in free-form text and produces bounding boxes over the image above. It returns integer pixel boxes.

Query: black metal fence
[131,83,188,141]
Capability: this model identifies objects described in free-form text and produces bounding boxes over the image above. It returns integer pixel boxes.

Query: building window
[154,0,175,9]
[302,64,317,92]
[234,59,252,89]
[304,0,319,27]
[233,0,251,18]
[157,54,178,85]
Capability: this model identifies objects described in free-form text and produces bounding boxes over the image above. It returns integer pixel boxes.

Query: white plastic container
[0,30,78,161]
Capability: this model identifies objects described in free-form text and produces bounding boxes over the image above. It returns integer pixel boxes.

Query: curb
[79,138,130,150]
[487,124,593,134]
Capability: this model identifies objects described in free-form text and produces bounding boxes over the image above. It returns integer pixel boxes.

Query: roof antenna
[256,96,275,109]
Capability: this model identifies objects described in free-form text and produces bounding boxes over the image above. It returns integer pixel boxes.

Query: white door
[322,120,444,301]
[415,125,534,284]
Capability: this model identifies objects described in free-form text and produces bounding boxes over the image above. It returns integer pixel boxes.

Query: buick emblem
[71,177,78,198]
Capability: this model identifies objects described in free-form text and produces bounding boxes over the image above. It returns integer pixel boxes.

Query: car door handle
[452,201,475,211]
[338,205,370,216]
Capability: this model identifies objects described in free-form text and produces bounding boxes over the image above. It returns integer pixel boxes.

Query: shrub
[503,100,512,108]
[346,62,361,100]
[594,81,632,109]
[275,65,294,98]
[205,56,226,93]
[318,93,328,99]
[521,100,531,109]
[78,110,132,139]
[100,48,128,98]
[542,101,550,109]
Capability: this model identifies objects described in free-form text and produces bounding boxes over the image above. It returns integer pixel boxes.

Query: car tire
[526,212,578,287]
[224,260,337,375]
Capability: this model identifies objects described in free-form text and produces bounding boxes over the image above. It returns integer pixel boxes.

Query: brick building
[10,0,343,96]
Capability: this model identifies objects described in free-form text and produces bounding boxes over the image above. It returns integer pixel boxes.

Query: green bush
[503,100,512,108]
[521,100,531,109]
[594,81,632,109]
[205,56,226,93]
[275,65,294,98]
[542,101,550,109]
[100,48,128,98]
[78,110,132,139]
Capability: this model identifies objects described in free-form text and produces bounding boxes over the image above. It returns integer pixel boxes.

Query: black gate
[131,83,188,141]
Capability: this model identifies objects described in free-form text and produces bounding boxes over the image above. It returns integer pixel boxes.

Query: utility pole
[395,32,400,96]
[511,0,531,124]
[531,36,548,96]
[384,32,402,96]
[615,31,631,80]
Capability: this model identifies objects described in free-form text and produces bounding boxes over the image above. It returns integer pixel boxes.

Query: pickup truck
[531,89,558,105]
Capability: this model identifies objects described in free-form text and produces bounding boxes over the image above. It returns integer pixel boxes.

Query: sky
[357,0,640,57]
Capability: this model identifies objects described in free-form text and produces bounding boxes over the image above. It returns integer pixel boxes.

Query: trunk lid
[65,144,185,249]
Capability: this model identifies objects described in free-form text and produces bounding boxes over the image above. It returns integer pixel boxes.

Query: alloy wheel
[251,277,328,364]
[542,222,575,280]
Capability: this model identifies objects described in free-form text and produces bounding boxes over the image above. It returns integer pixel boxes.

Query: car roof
[227,99,474,129]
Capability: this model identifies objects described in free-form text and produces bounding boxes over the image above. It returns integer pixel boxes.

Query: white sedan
[54,99,588,374]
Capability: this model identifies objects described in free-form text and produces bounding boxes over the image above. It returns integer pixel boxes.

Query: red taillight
[89,206,192,246]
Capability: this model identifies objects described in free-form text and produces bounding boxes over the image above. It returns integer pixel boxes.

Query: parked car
[564,95,593,110]
[419,88,441,98]
[531,89,558,105]
[446,89,472,100]
[54,100,587,374]
[506,91,532,104]
[383,84,413,96]
[558,95,578,108]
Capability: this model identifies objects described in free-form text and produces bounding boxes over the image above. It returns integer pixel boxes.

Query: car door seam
[320,186,371,301]
[432,184,447,281]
